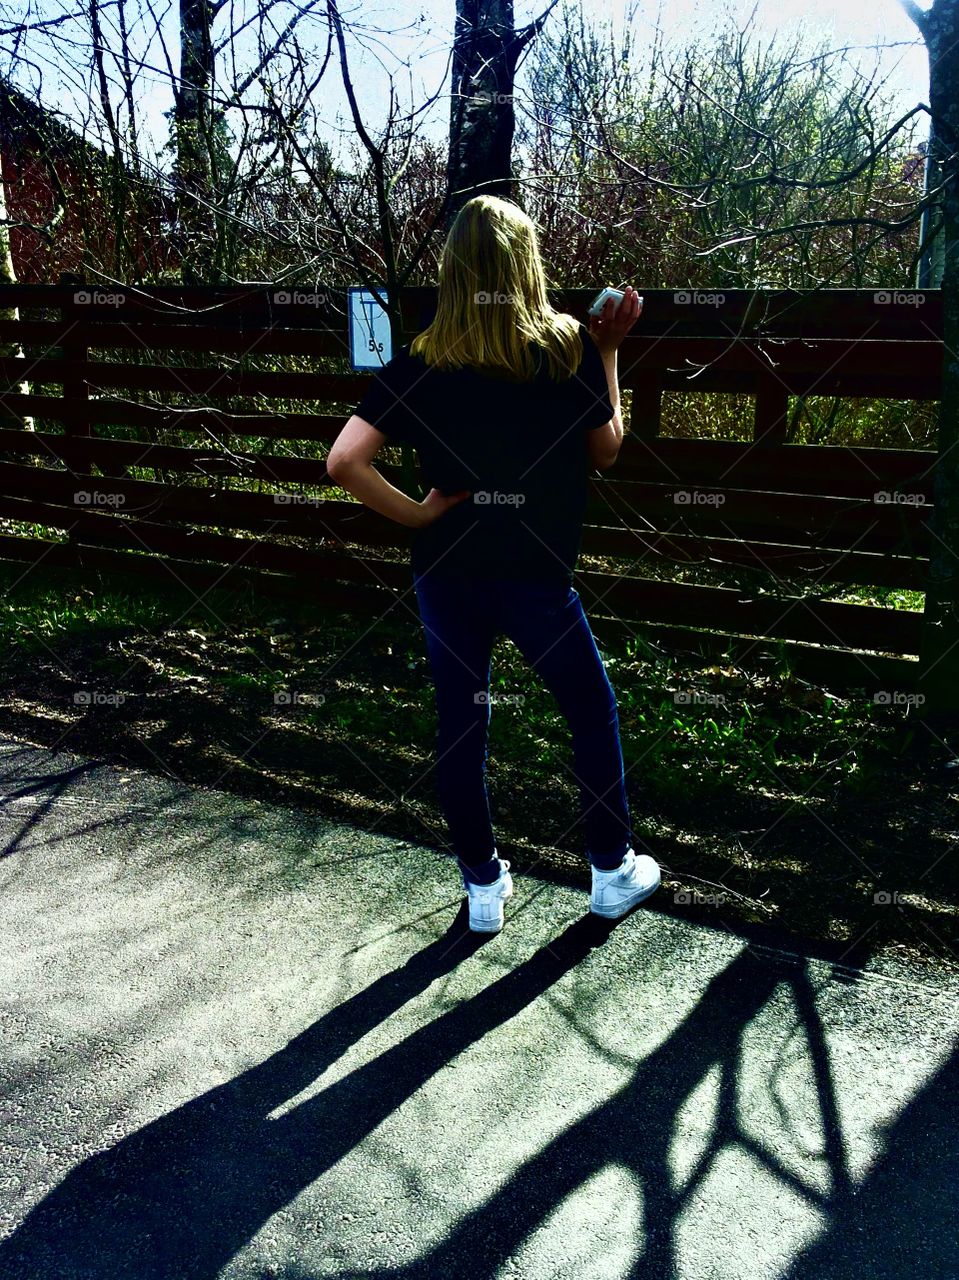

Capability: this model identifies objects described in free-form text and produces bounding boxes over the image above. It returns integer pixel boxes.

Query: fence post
[629,373,662,440]
[753,373,789,445]
[917,301,959,732]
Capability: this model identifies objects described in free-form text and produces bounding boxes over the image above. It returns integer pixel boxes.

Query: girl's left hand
[416,487,473,526]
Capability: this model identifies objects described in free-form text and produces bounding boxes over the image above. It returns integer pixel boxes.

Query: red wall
[1,143,178,282]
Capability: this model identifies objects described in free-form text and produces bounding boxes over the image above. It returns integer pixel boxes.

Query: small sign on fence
[348,287,392,370]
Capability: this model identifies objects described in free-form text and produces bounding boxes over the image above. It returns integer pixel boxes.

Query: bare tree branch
[697,199,933,257]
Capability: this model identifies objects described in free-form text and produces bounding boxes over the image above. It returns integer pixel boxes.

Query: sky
[2,0,933,165]
[323,0,932,160]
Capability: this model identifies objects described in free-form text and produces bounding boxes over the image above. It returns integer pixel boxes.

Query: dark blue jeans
[413,571,632,887]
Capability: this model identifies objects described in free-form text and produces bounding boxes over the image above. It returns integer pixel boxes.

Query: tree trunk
[918,0,959,732]
[175,0,218,282]
[916,124,947,288]
[445,0,534,227]
[0,151,33,428]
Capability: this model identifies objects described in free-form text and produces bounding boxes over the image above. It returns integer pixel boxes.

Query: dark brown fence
[0,284,941,692]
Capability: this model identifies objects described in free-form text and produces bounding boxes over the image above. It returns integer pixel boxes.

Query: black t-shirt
[350,320,613,583]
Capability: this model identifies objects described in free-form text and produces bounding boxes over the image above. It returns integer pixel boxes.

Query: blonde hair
[409,195,582,382]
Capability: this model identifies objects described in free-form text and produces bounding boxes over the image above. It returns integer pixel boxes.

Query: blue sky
[327,0,931,160]
[5,0,932,164]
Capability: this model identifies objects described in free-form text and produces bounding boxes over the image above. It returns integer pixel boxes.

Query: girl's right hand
[588,285,642,356]
[415,486,472,527]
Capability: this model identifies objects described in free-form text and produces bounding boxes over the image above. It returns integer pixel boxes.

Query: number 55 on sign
[348,287,392,370]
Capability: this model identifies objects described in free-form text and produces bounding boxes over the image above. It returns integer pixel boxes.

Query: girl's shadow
[0,907,614,1278]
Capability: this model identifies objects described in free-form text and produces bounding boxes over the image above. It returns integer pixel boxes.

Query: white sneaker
[465,860,513,933]
[590,848,661,918]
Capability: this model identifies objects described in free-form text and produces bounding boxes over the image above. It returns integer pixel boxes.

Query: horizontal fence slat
[5,491,917,586]
[0,426,334,484]
[0,531,923,685]
[585,480,931,554]
[586,614,919,692]
[0,460,350,532]
[0,532,392,611]
[0,500,409,585]
[617,336,943,381]
[0,285,943,339]
[0,486,412,546]
[0,457,932,556]
[614,438,937,496]
[0,420,937,508]
[0,526,920,654]
[0,344,942,403]
[0,394,347,441]
[573,570,921,653]
[579,525,929,589]
[0,328,944,378]
[0,356,365,400]
[1,493,927,592]
[0,458,931,556]
[633,369,938,399]
[0,318,349,358]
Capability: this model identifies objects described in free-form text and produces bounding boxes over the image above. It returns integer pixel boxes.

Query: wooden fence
[0,284,942,692]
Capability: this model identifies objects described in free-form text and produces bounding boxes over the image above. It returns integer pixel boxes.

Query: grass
[0,558,955,974]
[0,571,212,649]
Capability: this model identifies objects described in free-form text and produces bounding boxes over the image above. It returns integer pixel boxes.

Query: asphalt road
[1,735,957,1280]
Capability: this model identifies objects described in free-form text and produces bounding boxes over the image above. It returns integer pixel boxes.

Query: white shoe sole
[590,870,661,918]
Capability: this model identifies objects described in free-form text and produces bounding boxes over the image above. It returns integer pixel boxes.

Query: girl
[327,194,661,933]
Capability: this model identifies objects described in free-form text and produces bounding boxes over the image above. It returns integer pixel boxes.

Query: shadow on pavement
[1,901,956,1279]
[1,745,958,1278]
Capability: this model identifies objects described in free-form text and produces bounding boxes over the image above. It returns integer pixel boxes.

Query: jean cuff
[588,844,630,872]
[458,853,502,886]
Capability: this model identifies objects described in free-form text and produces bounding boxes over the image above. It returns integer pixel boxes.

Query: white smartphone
[588,287,642,316]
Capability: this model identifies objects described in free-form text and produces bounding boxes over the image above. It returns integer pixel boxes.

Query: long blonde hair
[409,195,582,382]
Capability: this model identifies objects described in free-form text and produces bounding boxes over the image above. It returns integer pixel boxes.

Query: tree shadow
[0,749,103,859]
[779,1044,959,1280]
[338,953,959,1279]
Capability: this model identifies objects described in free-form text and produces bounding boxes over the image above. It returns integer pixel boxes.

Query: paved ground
[0,734,957,1280]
